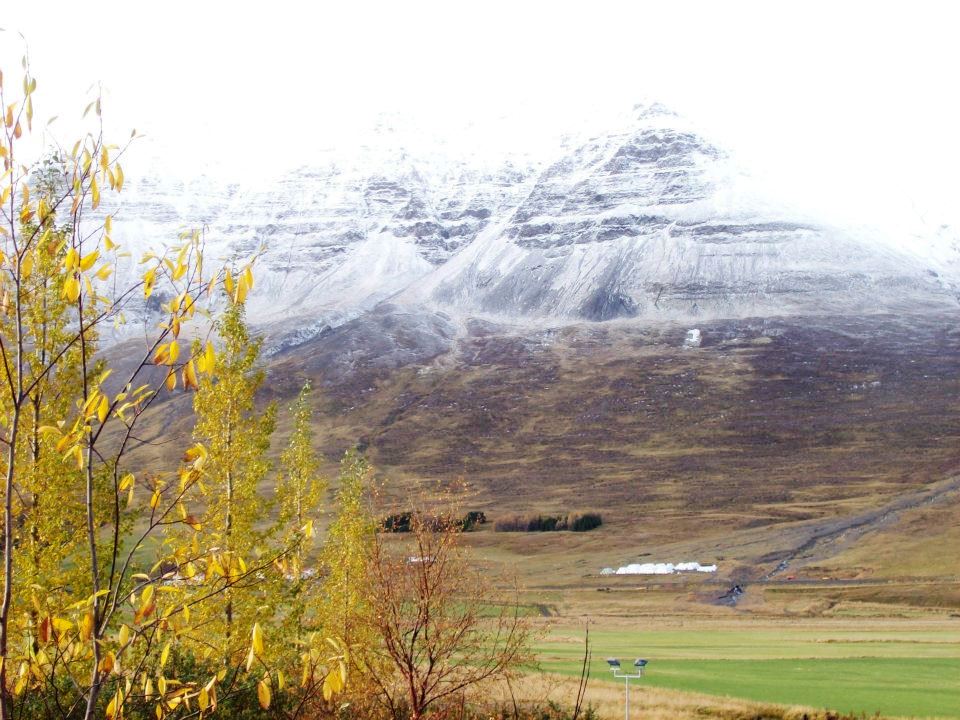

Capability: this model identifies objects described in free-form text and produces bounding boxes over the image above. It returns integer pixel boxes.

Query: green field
[535,624,960,718]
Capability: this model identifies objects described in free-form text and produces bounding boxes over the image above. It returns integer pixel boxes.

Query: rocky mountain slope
[107,104,960,351]
[109,105,960,586]
[411,106,957,322]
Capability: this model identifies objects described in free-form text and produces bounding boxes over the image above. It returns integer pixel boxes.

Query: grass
[497,673,874,720]
[812,501,960,579]
[116,314,960,717]
[125,314,960,589]
[533,623,960,718]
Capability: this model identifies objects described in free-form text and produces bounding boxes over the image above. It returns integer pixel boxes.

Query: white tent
[611,561,717,575]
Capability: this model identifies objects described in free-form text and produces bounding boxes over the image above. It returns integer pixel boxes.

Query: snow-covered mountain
[107,104,960,349]
[108,131,539,345]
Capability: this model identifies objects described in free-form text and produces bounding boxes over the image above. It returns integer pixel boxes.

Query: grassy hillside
[110,310,960,716]
[117,311,960,587]
[259,312,960,583]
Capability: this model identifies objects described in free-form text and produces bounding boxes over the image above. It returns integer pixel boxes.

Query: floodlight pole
[610,667,644,720]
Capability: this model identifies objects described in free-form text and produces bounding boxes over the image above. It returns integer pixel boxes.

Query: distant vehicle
[786,575,796,580]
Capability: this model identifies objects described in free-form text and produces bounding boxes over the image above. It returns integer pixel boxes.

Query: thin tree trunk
[225,465,233,638]
[224,406,235,643]
[80,301,103,720]
[0,409,21,720]
[1,222,26,720]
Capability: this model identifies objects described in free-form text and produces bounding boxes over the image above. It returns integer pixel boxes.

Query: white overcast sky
[3,1,959,239]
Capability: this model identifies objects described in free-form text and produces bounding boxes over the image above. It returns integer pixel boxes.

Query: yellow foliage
[62,275,80,302]
[252,622,265,656]
[0,53,357,718]
[256,678,271,709]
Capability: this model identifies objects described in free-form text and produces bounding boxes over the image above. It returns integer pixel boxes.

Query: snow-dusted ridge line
[102,103,960,348]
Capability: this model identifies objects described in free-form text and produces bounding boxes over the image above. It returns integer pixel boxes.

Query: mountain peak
[106,104,959,346]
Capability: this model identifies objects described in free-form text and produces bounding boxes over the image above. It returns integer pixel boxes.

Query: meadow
[532,621,960,719]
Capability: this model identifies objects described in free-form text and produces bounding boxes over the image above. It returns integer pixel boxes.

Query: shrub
[381,510,487,533]
[494,512,602,532]
[570,513,603,532]
[382,511,414,533]
[462,510,488,529]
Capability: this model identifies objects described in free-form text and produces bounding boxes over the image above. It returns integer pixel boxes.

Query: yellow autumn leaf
[79,249,99,272]
[118,624,130,646]
[256,679,270,709]
[55,433,72,453]
[80,610,93,641]
[152,343,170,365]
[251,622,264,656]
[64,247,79,271]
[198,341,215,373]
[97,396,109,423]
[98,652,115,674]
[95,263,113,281]
[105,688,122,720]
[52,617,72,636]
[234,278,249,304]
[183,444,207,463]
[62,276,80,302]
[68,444,84,470]
[183,360,198,391]
[143,267,156,299]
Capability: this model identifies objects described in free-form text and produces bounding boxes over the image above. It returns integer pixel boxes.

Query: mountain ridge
[105,103,960,350]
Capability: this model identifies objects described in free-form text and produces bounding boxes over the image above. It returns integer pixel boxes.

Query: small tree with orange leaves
[364,512,532,720]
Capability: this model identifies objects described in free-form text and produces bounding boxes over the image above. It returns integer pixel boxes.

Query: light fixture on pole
[607,658,648,720]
